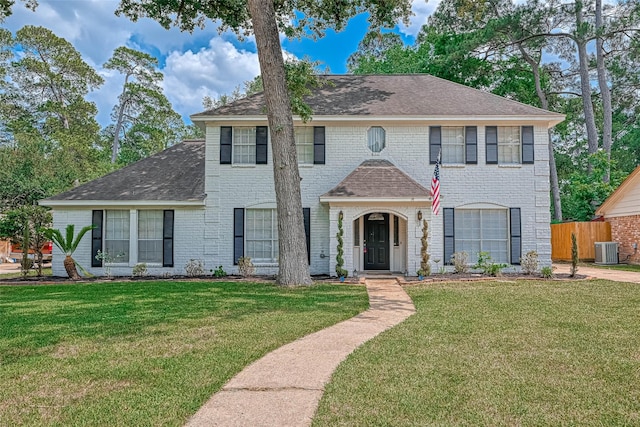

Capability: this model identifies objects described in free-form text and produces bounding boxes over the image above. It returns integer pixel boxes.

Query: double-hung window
[233,127,257,164]
[105,210,130,263]
[245,209,278,263]
[138,210,163,263]
[441,127,465,164]
[498,126,521,164]
[295,127,314,165]
[454,209,509,264]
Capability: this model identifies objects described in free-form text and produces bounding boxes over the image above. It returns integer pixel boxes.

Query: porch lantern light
[417,210,423,221]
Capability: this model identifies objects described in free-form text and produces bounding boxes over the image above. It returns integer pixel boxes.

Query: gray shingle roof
[193,74,563,119]
[321,160,431,199]
[43,140,205,202]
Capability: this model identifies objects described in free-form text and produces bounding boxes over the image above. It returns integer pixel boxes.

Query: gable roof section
[192,74,564,123]
[42,140,206,207]
[320,159,431,202]
[596,165,640,217]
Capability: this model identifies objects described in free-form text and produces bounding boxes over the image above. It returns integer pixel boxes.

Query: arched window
[367,126,385,153]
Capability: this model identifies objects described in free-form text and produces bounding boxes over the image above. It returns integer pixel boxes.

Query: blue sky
[2,0,439,125]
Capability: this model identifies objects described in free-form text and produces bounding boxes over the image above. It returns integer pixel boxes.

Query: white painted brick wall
[50,208,206,277]
[205,121,552,276]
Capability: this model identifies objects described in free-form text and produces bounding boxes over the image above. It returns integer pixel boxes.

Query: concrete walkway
[553,263,640,283]
[185,278,415,427]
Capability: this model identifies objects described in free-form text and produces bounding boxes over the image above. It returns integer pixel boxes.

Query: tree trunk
[112,75,130,163]
[63,255,81,280]
[595,0,613,182]
[246,0,312,286]
[518,44,563,221]
[575,2,599,161]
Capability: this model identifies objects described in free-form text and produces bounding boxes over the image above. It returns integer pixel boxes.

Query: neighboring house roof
[42,140,206,207]
[596,165,640,218]
[192,74,565,123]
[320,160,431,202]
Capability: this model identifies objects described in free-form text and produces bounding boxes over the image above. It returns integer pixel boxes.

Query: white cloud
[399,0,441,37]
[162,38,261,117]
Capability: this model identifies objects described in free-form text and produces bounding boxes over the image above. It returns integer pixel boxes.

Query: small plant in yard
[451,251,469,273]
[46,224,94,280]
[541,265,554,279]
[570,232,579,277]
[474,251,507,276]
[335,211,348,279]
[185,259,205,277]
[238,256,255,277]
[416,219,431,277]
[95,250,125,278]
[212,265,227,278]
[520,250,539,275]
[132,263,148,277]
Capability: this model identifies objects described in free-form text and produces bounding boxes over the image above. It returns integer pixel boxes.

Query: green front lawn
[314,279,640,426]
[0,280,368,426]
[585,262,640,272]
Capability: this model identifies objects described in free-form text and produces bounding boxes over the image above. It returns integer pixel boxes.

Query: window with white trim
[138,210,163,263]
[233,127,256,164]
[454,209,508,264]
[295,127,314,164]
[498,126,521,164]
[105,210,130,263]
[246,209,278,263]
[441,126,465,164]
[367,127,385,153]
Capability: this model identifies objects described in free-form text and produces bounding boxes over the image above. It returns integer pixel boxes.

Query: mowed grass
[314,279,640,426]
[0,280,368,426]
[586,262,640,272]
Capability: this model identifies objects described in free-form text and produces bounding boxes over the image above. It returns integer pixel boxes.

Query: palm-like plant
[45,224,94,280]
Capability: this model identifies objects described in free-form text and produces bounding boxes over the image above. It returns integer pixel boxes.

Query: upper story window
[233,127,257,164]
[498,126,521,164]
[441,127,465,164]
[295,127,314,165]
[430,126,477,165]
[486,126,534,165]
[367,126,385,153]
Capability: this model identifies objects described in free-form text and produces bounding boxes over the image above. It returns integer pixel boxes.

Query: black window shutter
[465,126,478,164]
[313,127,325,164]
[91,210,103,267]
[256,126,268,164]
[486,126,498,164]
[444,208,455,265]
[522,126,534,164]
[510,208,522,265]
[163,210,174,267]
[220,126,232,164]
[430,126,441,164]
[303,208,311,264]
[234,208,245,265]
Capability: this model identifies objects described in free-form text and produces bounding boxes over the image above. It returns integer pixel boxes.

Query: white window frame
[245,209,278,264]
[367,126,386,153]
[233,127,256,164]
[454,209,509,264]
[294,127,314,165]
[137,210,163,264]
[498,126,521,164]
[104,210,130,264]
[441,126,465,164]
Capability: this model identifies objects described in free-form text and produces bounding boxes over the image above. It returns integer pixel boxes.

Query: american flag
[431,153,441,215]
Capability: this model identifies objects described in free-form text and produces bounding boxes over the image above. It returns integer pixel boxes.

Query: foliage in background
[0,205,51,276]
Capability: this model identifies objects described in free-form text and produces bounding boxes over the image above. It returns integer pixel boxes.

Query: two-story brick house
[42,74,564,277]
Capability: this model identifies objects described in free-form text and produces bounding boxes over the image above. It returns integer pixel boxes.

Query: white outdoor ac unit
[594,242,618,265]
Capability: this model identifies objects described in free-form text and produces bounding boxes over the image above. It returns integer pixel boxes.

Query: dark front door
[364,213,390,270]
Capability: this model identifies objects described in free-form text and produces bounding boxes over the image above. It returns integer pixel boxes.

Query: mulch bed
[0,272,587,286]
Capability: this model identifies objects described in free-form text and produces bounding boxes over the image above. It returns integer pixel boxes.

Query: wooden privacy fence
[551,222,612,261]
